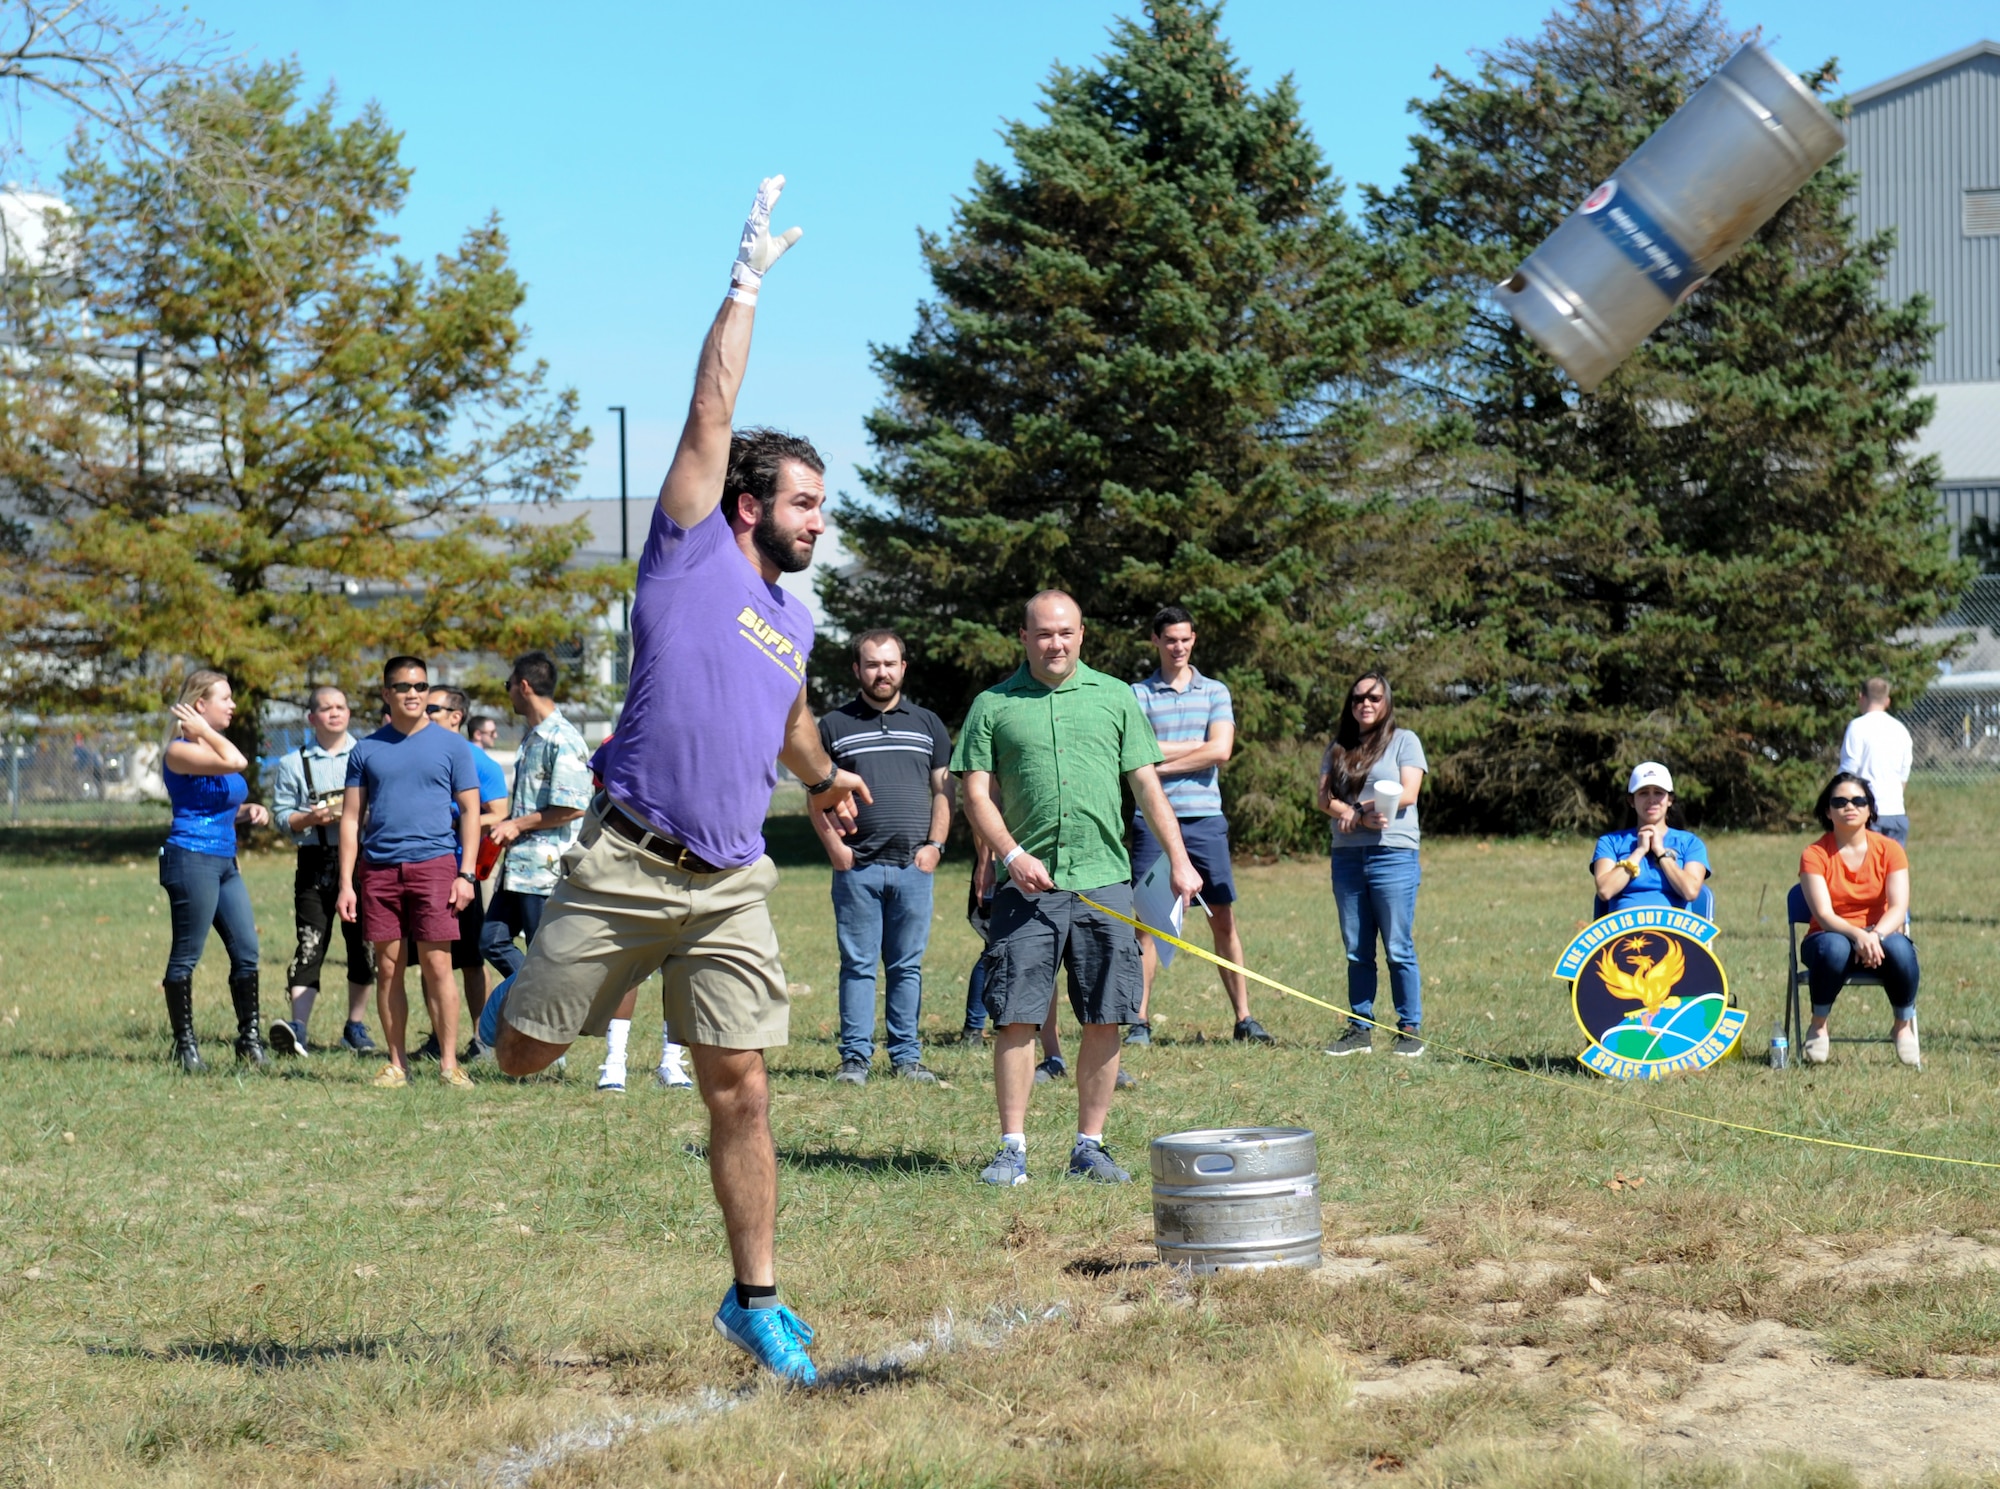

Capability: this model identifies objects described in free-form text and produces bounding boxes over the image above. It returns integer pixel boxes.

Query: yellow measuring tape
[1078,896,2000,1174]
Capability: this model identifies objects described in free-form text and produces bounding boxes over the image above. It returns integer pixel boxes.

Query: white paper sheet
[1132,852,1186,969]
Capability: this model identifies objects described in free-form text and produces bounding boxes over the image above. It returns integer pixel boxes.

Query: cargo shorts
[977,881,1144,1029]
[500,809,790,1051]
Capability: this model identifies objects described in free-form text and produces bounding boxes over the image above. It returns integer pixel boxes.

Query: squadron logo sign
[1552,907,1744,1079]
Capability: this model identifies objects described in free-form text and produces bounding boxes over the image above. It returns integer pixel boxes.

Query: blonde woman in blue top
[159,670,271,1072]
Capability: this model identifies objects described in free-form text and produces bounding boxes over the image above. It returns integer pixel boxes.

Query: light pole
[608,405,630,660]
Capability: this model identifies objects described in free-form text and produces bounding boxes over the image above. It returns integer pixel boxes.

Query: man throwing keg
[482,176,868,1385]
[954,591,1202,1187]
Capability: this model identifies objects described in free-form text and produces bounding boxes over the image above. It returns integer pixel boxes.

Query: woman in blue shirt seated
[159,670,270,1072]
[1590,761,1711,914]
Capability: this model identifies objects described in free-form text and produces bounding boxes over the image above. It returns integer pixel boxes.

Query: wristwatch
[456,871,478,886]
[918,840,943,854]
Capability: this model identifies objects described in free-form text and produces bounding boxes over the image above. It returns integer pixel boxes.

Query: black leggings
[288,845,376,990]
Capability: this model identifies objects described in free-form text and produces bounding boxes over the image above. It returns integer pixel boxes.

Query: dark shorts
[450,884,485,971]
[359,854,461,945]
[978,882,1144,1028]
[1130,813,1237,906]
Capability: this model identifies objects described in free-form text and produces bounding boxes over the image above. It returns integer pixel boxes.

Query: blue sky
[10,1,1990,611]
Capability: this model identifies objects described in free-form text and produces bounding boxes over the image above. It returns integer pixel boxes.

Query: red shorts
[359,854,461,944]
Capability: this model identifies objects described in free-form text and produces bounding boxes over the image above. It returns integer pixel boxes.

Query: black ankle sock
[735,1281,778,1309]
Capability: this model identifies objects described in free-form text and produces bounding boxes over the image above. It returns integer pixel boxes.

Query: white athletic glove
[729,174,803,302]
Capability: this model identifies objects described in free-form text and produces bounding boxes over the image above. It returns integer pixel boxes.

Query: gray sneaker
[1233,1017,1274,1045]
[1123,1022,1151,1047]
[1392,1029,1426,1058]
[834,1057,870,1086]
[1067,1140,1131,1183]
[894,1062,939,1084]
[1033,1055,1066,1084]
[1324,1026,1373,1057]
[979,1144,1029,1186]
[1115,1068,1137,1090]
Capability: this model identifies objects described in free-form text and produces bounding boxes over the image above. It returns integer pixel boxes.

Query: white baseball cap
[1627,761,1674,794]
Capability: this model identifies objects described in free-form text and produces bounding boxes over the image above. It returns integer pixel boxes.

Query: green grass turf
[2,785,1998,1485]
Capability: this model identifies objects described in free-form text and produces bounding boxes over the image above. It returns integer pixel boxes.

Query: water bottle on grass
[1768,1021,1788,1070]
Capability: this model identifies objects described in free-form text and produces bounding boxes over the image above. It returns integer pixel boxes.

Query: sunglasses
[385,681,428,694]
[1351,692,1386,705]
[1829,795,1870,810]
[425,703,448,715]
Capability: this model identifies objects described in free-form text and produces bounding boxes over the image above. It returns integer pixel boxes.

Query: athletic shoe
[268,1020,306,1058]
[979,1144,1029,1186]
[597,1062,627,1093]
[1067,1139,1131,1184]
[412,1032,442,1063]
[371,1064,407,1089]
[1392,1030,1426,1058]
[1803,1027,1831,1065]
[959,1027,986,1047]
[1033,1054,1066,1084]
[1324,1027,1372,1057]
[1115,1068,1137,1090]
[1234,1018,1274,1045]
[461,1038,491,1064]
[440,1066,475,1090]
[893,1062,939,1084]
[713,1287,817,1385]
[834,1057,869,1086]
[1894,1025,1921,1067]
[654,1063,694,1089]
[1123,1022,1151,1047]
[341,1021,376,1054]
[476,974,513,1051]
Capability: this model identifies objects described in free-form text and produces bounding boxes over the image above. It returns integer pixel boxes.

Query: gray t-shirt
[1322,728,1428,851]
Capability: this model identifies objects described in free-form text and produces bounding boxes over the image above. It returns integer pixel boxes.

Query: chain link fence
[1904,575,2000,781]
[1,718,169,827]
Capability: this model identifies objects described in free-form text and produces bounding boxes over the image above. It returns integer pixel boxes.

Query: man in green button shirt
[953,590,1203,1186]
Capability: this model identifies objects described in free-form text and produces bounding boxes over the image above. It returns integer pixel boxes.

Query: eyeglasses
[1351,692,1385,705]
[1829,795,1870,810]
[385,681,428,694]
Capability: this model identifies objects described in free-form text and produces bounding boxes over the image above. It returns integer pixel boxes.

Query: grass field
[4,789,2000,1487]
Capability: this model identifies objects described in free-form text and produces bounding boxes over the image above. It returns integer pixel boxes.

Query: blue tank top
[164,764,247,856]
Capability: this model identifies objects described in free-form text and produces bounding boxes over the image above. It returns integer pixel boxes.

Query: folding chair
[1784,883,1915,1058]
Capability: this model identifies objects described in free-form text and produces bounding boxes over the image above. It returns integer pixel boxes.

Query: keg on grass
[1151,1127,1321,1274]
[1493,41,1844,392]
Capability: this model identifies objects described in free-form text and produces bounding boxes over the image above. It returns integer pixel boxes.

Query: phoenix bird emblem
[1593,934,1685,1028]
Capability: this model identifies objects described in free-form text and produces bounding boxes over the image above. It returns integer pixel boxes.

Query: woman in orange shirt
[1797,772,1917,1067]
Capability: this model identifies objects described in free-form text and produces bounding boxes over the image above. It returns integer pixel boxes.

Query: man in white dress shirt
[1839,677,1912,846]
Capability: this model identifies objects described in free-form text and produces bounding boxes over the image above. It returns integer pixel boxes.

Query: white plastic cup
[1361,779,1402,822]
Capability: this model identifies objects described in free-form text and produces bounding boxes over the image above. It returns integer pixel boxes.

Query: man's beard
[752,504,814,574]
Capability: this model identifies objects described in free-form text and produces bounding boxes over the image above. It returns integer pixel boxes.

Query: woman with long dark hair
[1797,771,1918,1067]
[158,670,270,1071]
[1317,672,1428,1057]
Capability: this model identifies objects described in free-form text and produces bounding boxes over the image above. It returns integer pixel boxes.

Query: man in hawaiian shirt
[482,650,593,975]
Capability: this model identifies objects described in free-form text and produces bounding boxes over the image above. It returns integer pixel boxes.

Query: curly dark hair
[726,427,825,518]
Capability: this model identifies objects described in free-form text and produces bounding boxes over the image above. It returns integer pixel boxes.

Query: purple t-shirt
[592,502,814,869]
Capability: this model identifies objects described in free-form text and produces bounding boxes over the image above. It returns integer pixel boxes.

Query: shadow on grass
[0,825,168,863]
[89,1336,427,1369]
[1064,1255,1167,1278]
[1486,1053,1590,1076]
[777,1146,958,1177]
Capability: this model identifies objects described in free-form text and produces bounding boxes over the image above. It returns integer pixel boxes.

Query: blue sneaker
[341,1021,376,1054]
[713,1287,817,1384]
[979,1144,1029,1187]
[477,974,513,1051]
[1067,1140,1131,1184]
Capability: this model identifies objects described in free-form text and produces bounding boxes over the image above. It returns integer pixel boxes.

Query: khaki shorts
[501,812,789,1051]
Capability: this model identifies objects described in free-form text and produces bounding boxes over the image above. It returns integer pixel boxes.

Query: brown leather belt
[598,801,725,875]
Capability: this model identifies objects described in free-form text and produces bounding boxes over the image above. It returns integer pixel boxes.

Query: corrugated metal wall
[1850,51,2000,385]
[1943,484,2000,555]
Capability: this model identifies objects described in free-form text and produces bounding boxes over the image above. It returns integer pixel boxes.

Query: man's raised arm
[658,175,804,531]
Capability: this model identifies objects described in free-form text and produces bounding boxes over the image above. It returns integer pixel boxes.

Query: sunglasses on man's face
[385,681,428,694]
[1829,795,1870,810]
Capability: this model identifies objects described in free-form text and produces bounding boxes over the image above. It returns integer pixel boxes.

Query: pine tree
[1366,0,1967,833]
[827,0,1401,757]
[0,64,620,775]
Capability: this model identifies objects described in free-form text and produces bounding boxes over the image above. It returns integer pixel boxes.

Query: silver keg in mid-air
[1151,1127,1321,1273]
[1494,42,1845,391]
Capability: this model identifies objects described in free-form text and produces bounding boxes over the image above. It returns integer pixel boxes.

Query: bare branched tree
[0,0,228,164]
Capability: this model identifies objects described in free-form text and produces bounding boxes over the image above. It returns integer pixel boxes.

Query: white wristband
[726,284,757,305]
[1002,847,1024,868]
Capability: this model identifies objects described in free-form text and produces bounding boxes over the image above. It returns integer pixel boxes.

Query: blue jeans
[832,860,935,1066]
[1331,847,1422,1031]
[480,888,547,978]
[159,845,259,984]
[1803,930,1918,1020]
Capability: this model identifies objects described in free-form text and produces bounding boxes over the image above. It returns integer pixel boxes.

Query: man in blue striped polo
[1126,605,1269,1046]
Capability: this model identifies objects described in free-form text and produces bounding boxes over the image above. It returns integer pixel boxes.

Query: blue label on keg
[1579,179,1696,300]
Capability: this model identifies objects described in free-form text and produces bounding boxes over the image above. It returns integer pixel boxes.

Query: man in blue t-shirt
[337,655,482,1088]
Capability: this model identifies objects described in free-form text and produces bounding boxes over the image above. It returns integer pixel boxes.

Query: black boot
[229,972,268,1068]
[164,978,205,1073]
